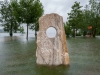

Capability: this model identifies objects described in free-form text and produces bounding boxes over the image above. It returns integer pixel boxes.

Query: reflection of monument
[36,13,70,66]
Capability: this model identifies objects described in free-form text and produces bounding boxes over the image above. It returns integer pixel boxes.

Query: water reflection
[35,65,69,75]
[0,33,100,75]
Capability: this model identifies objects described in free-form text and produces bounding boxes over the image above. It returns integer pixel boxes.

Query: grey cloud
[40,0,89,22]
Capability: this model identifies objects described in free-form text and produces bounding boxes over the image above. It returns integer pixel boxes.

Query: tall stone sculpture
[36,13,70,66]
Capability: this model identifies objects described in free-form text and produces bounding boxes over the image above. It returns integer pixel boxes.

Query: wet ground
[0,33,100,75]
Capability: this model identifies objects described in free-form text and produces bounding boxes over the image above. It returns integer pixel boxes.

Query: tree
[29,21,39,37]
[0,0,20,36]
[89,0,100,37]
[19,26,24,34]
[67,1,83,37]
[67,0,100,37]
[12,0,44,40]
[80,5,91,36]
[64,22,71,37]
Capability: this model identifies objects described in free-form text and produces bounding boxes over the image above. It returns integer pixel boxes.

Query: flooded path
[0,33,100,75]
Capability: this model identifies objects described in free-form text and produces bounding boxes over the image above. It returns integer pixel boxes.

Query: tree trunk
[93,28,96,38]
[10,23,13,37]
[35,30,37,37]
[72,28,75,37]
[75,29,78,36]
[26,23,29,40]
[93,22,97,38]
[83,31,86,37]
[35,25,37,37]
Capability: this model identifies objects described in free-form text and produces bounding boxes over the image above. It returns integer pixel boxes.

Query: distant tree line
[65,0,100,38]
[0,0,44,40]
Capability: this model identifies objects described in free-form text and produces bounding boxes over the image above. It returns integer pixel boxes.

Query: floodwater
[0,33,100,75]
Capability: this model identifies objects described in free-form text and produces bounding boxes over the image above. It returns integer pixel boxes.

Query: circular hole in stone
[46,27,57,38]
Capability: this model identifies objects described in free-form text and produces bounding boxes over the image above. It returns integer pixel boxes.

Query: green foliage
[80,5,90,36]
[88,0,100,37]
[67,0,100,37]
[12,0,44,39]
[29,22,39,36]
[0,0,44,38]
[11,0,23,23]
[67,1,83,37]
[19,26,24,34]
[0,0,20,36]
[64,22,71,37]
[19,0,44,24]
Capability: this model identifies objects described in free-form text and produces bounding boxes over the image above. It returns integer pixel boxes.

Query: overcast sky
[40,0,89,22]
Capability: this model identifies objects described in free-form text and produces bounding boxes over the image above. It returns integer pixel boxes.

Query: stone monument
[36,13,70,66]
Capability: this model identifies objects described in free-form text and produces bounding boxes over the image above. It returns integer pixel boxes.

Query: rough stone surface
[36,13,70,66]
